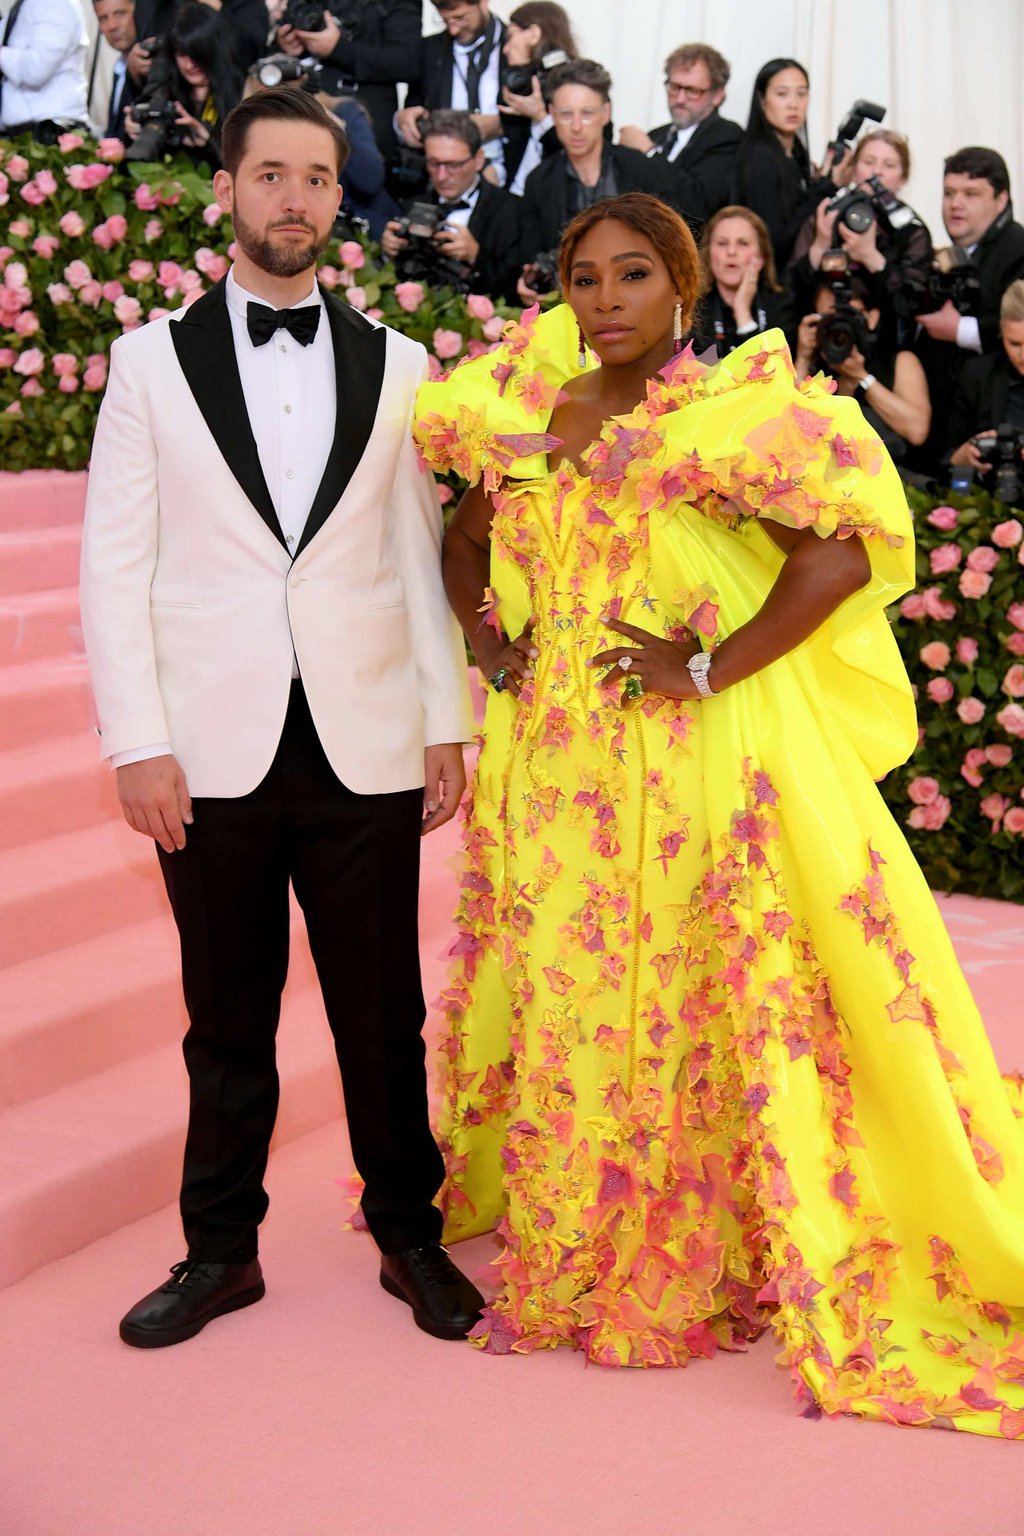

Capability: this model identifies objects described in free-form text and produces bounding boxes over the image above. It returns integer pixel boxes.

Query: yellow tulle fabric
[414,305,1024,1435]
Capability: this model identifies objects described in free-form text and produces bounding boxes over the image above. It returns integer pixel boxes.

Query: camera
[394,202,470,291]
[827,173,918,238]
[969,423,1024,506]
[252,52,324,91]
[815,251,874,368]
[920,245,982,315]
[125,37,184,162]
[527,248,561,295]
[826,98,886,169]
[281,0,328,31]
[504,47,568,99]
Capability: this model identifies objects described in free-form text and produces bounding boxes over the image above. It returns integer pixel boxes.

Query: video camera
[504,47,569,99]
[393,202,471,292]
[125,37,184,162]
[815,251,875,368]
[968,424,1024,506]
[251,52,325,91]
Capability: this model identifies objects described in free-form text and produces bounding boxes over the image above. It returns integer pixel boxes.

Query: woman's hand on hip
[589,618,702,703]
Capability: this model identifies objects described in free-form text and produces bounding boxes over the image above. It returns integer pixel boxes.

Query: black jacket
[105,63,139,142]
[502,113,559,192]
[689,284,797,359]
[404,17,508,113]
[732,138,835,269]
[517,145,680,267]
[649,111,742,225]
[135,0,268,68]
[946,349,1024,458]
[318,0,422,157]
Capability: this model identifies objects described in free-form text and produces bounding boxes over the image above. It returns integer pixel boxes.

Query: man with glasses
[381,108,519,300]
[516,58,682,301]
[620,43,741,223]
[398,0,509,185]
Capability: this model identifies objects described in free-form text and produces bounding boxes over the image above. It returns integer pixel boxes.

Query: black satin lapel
[169,282,285,550]
[294,296,386,558]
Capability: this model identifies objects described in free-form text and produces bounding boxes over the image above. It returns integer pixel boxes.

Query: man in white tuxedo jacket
[80,87,484,1349]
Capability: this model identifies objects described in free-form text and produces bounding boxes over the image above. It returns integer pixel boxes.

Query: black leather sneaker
[119,1258,265,1348]
[380,1244,485,1340]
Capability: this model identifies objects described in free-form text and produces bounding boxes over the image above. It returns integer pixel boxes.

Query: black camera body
[125,37,184,161]
[816,252,874,368]
[504,47,568,99]
[970,423,1024,506]
[528,248,561,295]
[281,0,328,31]
[921,246,982,316]
[826,98,886,168]
[827,173,918,239]
[394,203,470,291]
[252,52,325,91]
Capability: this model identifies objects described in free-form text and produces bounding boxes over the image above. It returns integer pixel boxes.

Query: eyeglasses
[552,108,602,125]
[665,81,711,100]
[425,155,475,173]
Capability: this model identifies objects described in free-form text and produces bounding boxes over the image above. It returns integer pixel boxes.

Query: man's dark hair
[944,146,1011,198]
[221,86,350,179]
[545,58,612,103]
[421,109,482,157]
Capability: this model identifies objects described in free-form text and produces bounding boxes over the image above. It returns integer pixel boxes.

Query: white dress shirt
[0,0,88,128]
[112,267,338,768]
[451,32,504,183]
[649,120,698,165]
[438,177,480,230]
[509,114,553,198]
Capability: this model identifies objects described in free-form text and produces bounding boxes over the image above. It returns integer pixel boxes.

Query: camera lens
[259,62,284,86]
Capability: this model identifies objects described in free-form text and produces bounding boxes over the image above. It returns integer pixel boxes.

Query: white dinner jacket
[80,279,473,798]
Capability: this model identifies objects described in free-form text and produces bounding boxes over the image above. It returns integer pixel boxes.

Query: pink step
[0,655,95,752]
[0,586,83,666]
[0,470,86,533]
[1,905,322,1112]
[0,524,82,597]
[0,732,115,850]
[0,818,168,967]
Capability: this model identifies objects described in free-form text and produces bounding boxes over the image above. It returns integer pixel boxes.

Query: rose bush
[0,134,517,471]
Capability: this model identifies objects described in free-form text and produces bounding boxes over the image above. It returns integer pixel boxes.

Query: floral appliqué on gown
[414,304,1024,1437]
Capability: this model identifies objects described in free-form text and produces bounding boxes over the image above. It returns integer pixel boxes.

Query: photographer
[124,1,243,166]
[397,1,507,186]
[795,269,930,463]
[787,130,933,343]
[914,147,1024,467]
[618,42,742,223]
[946,280,1024,498]
[500,2,577,196]
[380,109,519,301]
[690,205,796,358]
[516,59,681,301]
[93,0,140,139]
[275,0,421,158]
[133,0,269,70]
[0,0,89,139]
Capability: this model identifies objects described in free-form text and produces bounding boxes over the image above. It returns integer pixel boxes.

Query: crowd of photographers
[2,0,1024,498]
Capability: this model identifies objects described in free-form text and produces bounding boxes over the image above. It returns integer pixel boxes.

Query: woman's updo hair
[558,193,701,329]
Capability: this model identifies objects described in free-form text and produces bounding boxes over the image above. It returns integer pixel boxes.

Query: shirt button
[279,343,287,353]
[286,534,295,546]
[286,468,295,480]
[284,404,292,413]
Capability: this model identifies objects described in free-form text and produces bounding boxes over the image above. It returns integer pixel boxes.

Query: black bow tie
[439,199,471,213]
[246,301,321,348]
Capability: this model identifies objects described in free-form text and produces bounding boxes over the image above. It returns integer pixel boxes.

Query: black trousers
[157,682,444,1261]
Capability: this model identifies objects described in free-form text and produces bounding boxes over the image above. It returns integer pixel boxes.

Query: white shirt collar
[225,266,321,318]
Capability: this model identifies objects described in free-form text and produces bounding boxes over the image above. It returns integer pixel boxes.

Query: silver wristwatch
[687,650,716,698]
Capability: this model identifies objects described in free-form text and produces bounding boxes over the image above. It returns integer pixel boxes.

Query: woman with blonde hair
[691,204,796,356]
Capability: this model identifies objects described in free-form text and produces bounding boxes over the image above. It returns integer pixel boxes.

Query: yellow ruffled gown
[414,304,1024,1436]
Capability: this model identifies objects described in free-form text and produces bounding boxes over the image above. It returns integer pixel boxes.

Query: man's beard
[232,208,332,278]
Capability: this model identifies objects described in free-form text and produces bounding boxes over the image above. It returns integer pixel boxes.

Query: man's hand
[293,11,341,56]
[421,744,466,835]
[397,105,426,147]
[618,124,654,153]
[117,754,193,853]
[435,224,479,265]
[950,432,992,471]
[915,298,961,343]
[380,219,407,259]
[274,22,306,56]
[126,40,152,82]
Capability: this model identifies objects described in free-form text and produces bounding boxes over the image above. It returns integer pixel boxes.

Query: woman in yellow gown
[414,193,1024,1436]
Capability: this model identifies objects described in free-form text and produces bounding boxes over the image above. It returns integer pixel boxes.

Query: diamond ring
[617,655,633,672]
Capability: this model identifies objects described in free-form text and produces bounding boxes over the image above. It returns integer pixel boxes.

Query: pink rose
[13,310,39,336]
[926,677,954,704]
[108,214,128,244]
[1003,807,1024,835]
[179,269,202,292]
[143,219,164,241]
[226,241,237,259]
[992,518,1023,548]
[426,352,442,380]
[5,155,30,182]
[957,696,986,724]
[20,376,43,397]
[113,295,143,326]
[1006,632,1024,657]
[929,543,961,575]
[47,282,72,305]
[466,292,495,322]
[201,202,222,227]
[466,338,489,358]
[919,641,951,671]
[13,347,45,376]
[922,586,957,622]
[959,568,992,600]
[433,327,463,360]
[997,702,1024,738]
[900,592,926,620]
[987,743,1013,767]
[18,182,45,207]
[980,793,1009,822]
[339,240,365,269]
[65,163,113,192]
[59,210,85,238]
[394,281,425,314]
[64,259,91,289]
[0,171,7,205]
[100,281,124,303]
[147,306,170,322]
[8,218,31,238]
[194,248,228,281]
[159,182,183,207]
[435,480,453,506]
[1007,602,1024,631]
[92,222,114,251]
[51,353,77,376]
[961,746,987,785]
[346,285,368,311]
[157,260,184,295]
[82,363,107,392]
[57,133,84,153]
[128,259,154,283]
[317,265,339,289]
[482,314,506,343]
[367,308,383,320]
[79,280,102,307]
[1003,664,1024,697]
[0,346,13,367]
[57,373,79,393]
[3,259,28,290]
[5,399,21,414]
[927,505,959,531]
[32,234,59,259]
[134,182,160,211]
[966,544,999,573]
[908,795,951,831]
[955,636,979,666]
[907,775,940,805]
[180,287,205,307]
[96,137,125,163]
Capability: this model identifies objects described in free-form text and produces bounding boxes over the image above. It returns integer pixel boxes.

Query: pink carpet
[3,471,1024,1534]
